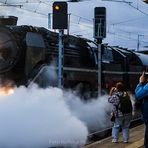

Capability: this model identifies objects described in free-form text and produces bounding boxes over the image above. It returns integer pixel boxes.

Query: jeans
[112,114,132,141]
[145,124,148,148]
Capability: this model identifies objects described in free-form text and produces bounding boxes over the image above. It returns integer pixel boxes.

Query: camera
[144,72,148,78]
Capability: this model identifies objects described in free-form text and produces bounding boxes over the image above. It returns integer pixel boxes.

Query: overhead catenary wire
[0,0,147,27]
[128,1,148,17]
[110,25,148,37]
[70,20,148,43]
[0,0,148,48]
[70,20,148,46]
[1,0,146,26]
[0,0,49,17]
[0,1,144,35]
[106,0,148,26]
[108,31,148,44]
[6,0,51,7]
[101,0,132,4]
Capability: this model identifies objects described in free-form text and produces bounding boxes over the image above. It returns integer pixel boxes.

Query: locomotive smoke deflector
[0,16,18,26]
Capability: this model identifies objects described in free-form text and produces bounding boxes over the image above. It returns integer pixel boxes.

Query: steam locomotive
[0,18,147,97]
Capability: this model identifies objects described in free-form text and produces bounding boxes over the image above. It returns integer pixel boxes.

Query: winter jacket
[135,83,148,124]
[108,91,132,117]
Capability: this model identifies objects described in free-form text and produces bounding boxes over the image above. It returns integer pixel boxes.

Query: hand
[139,71,147,84]
[109,87,116,96]
[111,112,114,116]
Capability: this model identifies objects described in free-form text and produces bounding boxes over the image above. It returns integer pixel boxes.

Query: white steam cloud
[64,92,112,132]
[0,64,113,147]
[0,85,88,148]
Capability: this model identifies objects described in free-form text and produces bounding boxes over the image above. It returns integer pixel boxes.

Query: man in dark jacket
[135,72,148,148]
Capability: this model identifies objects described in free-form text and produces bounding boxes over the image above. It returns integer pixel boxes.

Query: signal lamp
[52,2,68,29]
[55,5,60,10]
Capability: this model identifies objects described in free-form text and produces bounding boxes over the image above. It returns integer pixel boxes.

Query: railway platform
[85,124,144,148]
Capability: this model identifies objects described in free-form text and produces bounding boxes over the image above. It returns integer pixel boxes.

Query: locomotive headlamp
[0,86,15,96]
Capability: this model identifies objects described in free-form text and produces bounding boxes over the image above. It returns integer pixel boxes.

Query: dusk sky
[0,0,148,50]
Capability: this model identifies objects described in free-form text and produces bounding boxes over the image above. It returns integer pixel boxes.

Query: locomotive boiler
[0,17,147,97]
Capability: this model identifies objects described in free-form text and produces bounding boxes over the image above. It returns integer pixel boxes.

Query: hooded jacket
[108,91,132,117]
[135,83,148,124]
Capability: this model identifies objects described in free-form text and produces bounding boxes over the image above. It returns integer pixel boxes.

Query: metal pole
[137,34,140,51]
[97,23,102,96]
[58,29,63,88]
[67,13,71,35]
[48,13,51,29]
[97,38,102,96]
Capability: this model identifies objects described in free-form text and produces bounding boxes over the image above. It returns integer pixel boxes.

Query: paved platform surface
[85,124,144,148]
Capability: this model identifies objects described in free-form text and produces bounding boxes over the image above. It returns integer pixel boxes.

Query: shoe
[123,140,128,143]
[112,139,118,143]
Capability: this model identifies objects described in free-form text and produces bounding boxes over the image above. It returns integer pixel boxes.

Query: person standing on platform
[135,72,148,148]
[108,82,132,143]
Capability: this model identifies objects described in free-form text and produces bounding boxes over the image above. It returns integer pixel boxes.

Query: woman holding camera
[108,82,132,143]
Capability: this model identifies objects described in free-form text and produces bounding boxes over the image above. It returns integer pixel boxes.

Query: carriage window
[102,47,113,63]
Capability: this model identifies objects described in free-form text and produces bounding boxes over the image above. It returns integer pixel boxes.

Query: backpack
[118,92,133,114]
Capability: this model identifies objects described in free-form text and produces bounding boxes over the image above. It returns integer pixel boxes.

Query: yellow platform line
[125,138,144,148]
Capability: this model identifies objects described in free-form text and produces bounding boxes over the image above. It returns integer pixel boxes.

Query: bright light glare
[55,5,60,10]
[0,87,15,96]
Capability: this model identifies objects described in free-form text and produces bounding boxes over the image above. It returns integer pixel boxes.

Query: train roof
[134,52,148,66]
[136,50,148,54]
[112,46,148,66]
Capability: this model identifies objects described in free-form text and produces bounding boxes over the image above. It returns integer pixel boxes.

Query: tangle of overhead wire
[111,0,148,26]
[1,0,148,47]
[1,0,148,26]
[0,0,51,16]
[108,31,148,49]
[70,20,148,46]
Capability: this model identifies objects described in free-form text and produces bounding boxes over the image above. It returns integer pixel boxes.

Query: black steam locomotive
[0,20,147,97]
